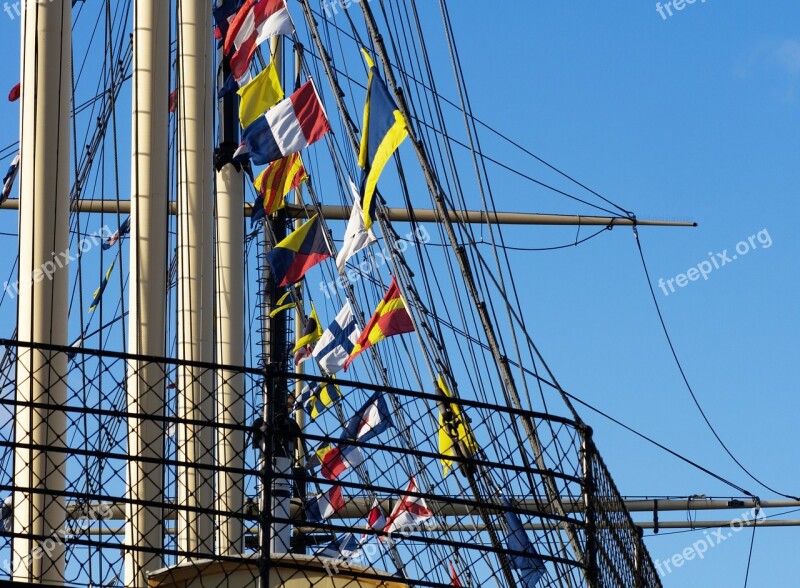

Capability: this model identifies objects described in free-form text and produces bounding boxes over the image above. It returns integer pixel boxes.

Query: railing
[0,340,660,587]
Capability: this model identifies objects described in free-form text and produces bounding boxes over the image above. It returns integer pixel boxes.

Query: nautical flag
[316,533,362,560]
[312,302,361,375]
[344,277,414,370]
[293,304,323,366]
[224,0,293,86]
[305,484,345,522]
[8,83,20,102]
[384,475,432,534]
[364,499,387,542]
[67,334,84,362]
[242,80,330,166]
[309,444,334,470]
[358,50,408,230]
[238,61,284,128]
[102,216,131,250]
[320,444,364,480]
[294,380,342,419]
[1,152,20,203]
[252,152,307,225]
[335,179,377,274]
[502,497,546,587]
[437,375,479,477]
[266,214,331,287]
[449,562,463,586]
[213,0,244,44]
[269,289,300,318]
[89,261,115,312]
[341,391,392,443]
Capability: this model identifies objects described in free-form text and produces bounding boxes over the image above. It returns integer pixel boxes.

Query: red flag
[169,89,178,113]
[449,562,463,586]
[8,83,20,102]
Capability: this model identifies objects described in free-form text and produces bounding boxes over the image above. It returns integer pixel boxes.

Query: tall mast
[13,0,71,582]
[124,0,171,584]
[176,0,215,559]
[214,0,246,557]
[261,34,294,558]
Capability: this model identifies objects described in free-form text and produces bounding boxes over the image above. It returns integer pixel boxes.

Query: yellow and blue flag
[358,50,409,230]
[89,261,116,312]
[294,380,342,419]
[266,214,331,287]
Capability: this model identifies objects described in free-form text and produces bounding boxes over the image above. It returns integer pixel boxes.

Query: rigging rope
[633,226,798,501]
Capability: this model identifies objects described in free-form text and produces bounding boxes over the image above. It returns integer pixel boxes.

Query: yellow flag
[293,304,324,353]
[237,62,284,128]
[437,375,479,477]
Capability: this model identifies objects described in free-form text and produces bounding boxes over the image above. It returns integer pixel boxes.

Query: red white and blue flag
[341,391,392,443]
[384,475,432,534]
[306,484,345,522]
[363,499,387,542]
[224,0,293,87]
[320,444,364,480]
[102,216,131,250]
[242,80,330,165]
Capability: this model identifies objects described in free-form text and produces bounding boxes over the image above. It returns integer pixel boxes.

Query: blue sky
[0,1,798,586]
[440,2,799,586]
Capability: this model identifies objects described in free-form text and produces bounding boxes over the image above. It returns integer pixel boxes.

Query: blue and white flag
[341,391,392,443]
[305,484,344,523]
[312,302,361,374]
[315,533,362,560]
[1,152,20,204]
[502,497,546,587]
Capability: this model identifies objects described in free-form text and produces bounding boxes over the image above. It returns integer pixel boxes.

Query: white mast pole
[12,0,72,584]
[177,0,215,559]
[13,0,71,582]
[214,2,246,556]
[124,0,170,584]
[13,0,71,581]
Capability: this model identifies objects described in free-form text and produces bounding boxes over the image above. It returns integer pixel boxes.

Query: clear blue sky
[0,1,798,586]
[440,2,799,586]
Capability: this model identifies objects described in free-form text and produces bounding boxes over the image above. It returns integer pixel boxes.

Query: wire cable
[633,226,798,501]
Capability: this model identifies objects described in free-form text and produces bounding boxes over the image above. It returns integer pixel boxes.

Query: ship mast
[214,0,247,559]
[176,0,215,560]
[13,0,71,582]
[124,0,171,585]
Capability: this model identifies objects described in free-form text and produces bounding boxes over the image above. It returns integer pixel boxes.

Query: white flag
[335,180,377,274]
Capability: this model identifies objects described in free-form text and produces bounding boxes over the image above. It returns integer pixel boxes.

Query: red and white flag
[363,499,388,542]
[384,475,432,534]
[225,0,293,83]
[320,445,363,480]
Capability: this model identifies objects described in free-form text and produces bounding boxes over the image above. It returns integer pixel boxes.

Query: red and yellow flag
[344,277,414,369]
[253,152,308,216]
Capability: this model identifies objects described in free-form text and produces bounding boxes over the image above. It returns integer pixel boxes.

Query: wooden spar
[0,199,697,227]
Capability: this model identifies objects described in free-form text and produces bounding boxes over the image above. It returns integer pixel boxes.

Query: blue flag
[502,497,546,587]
